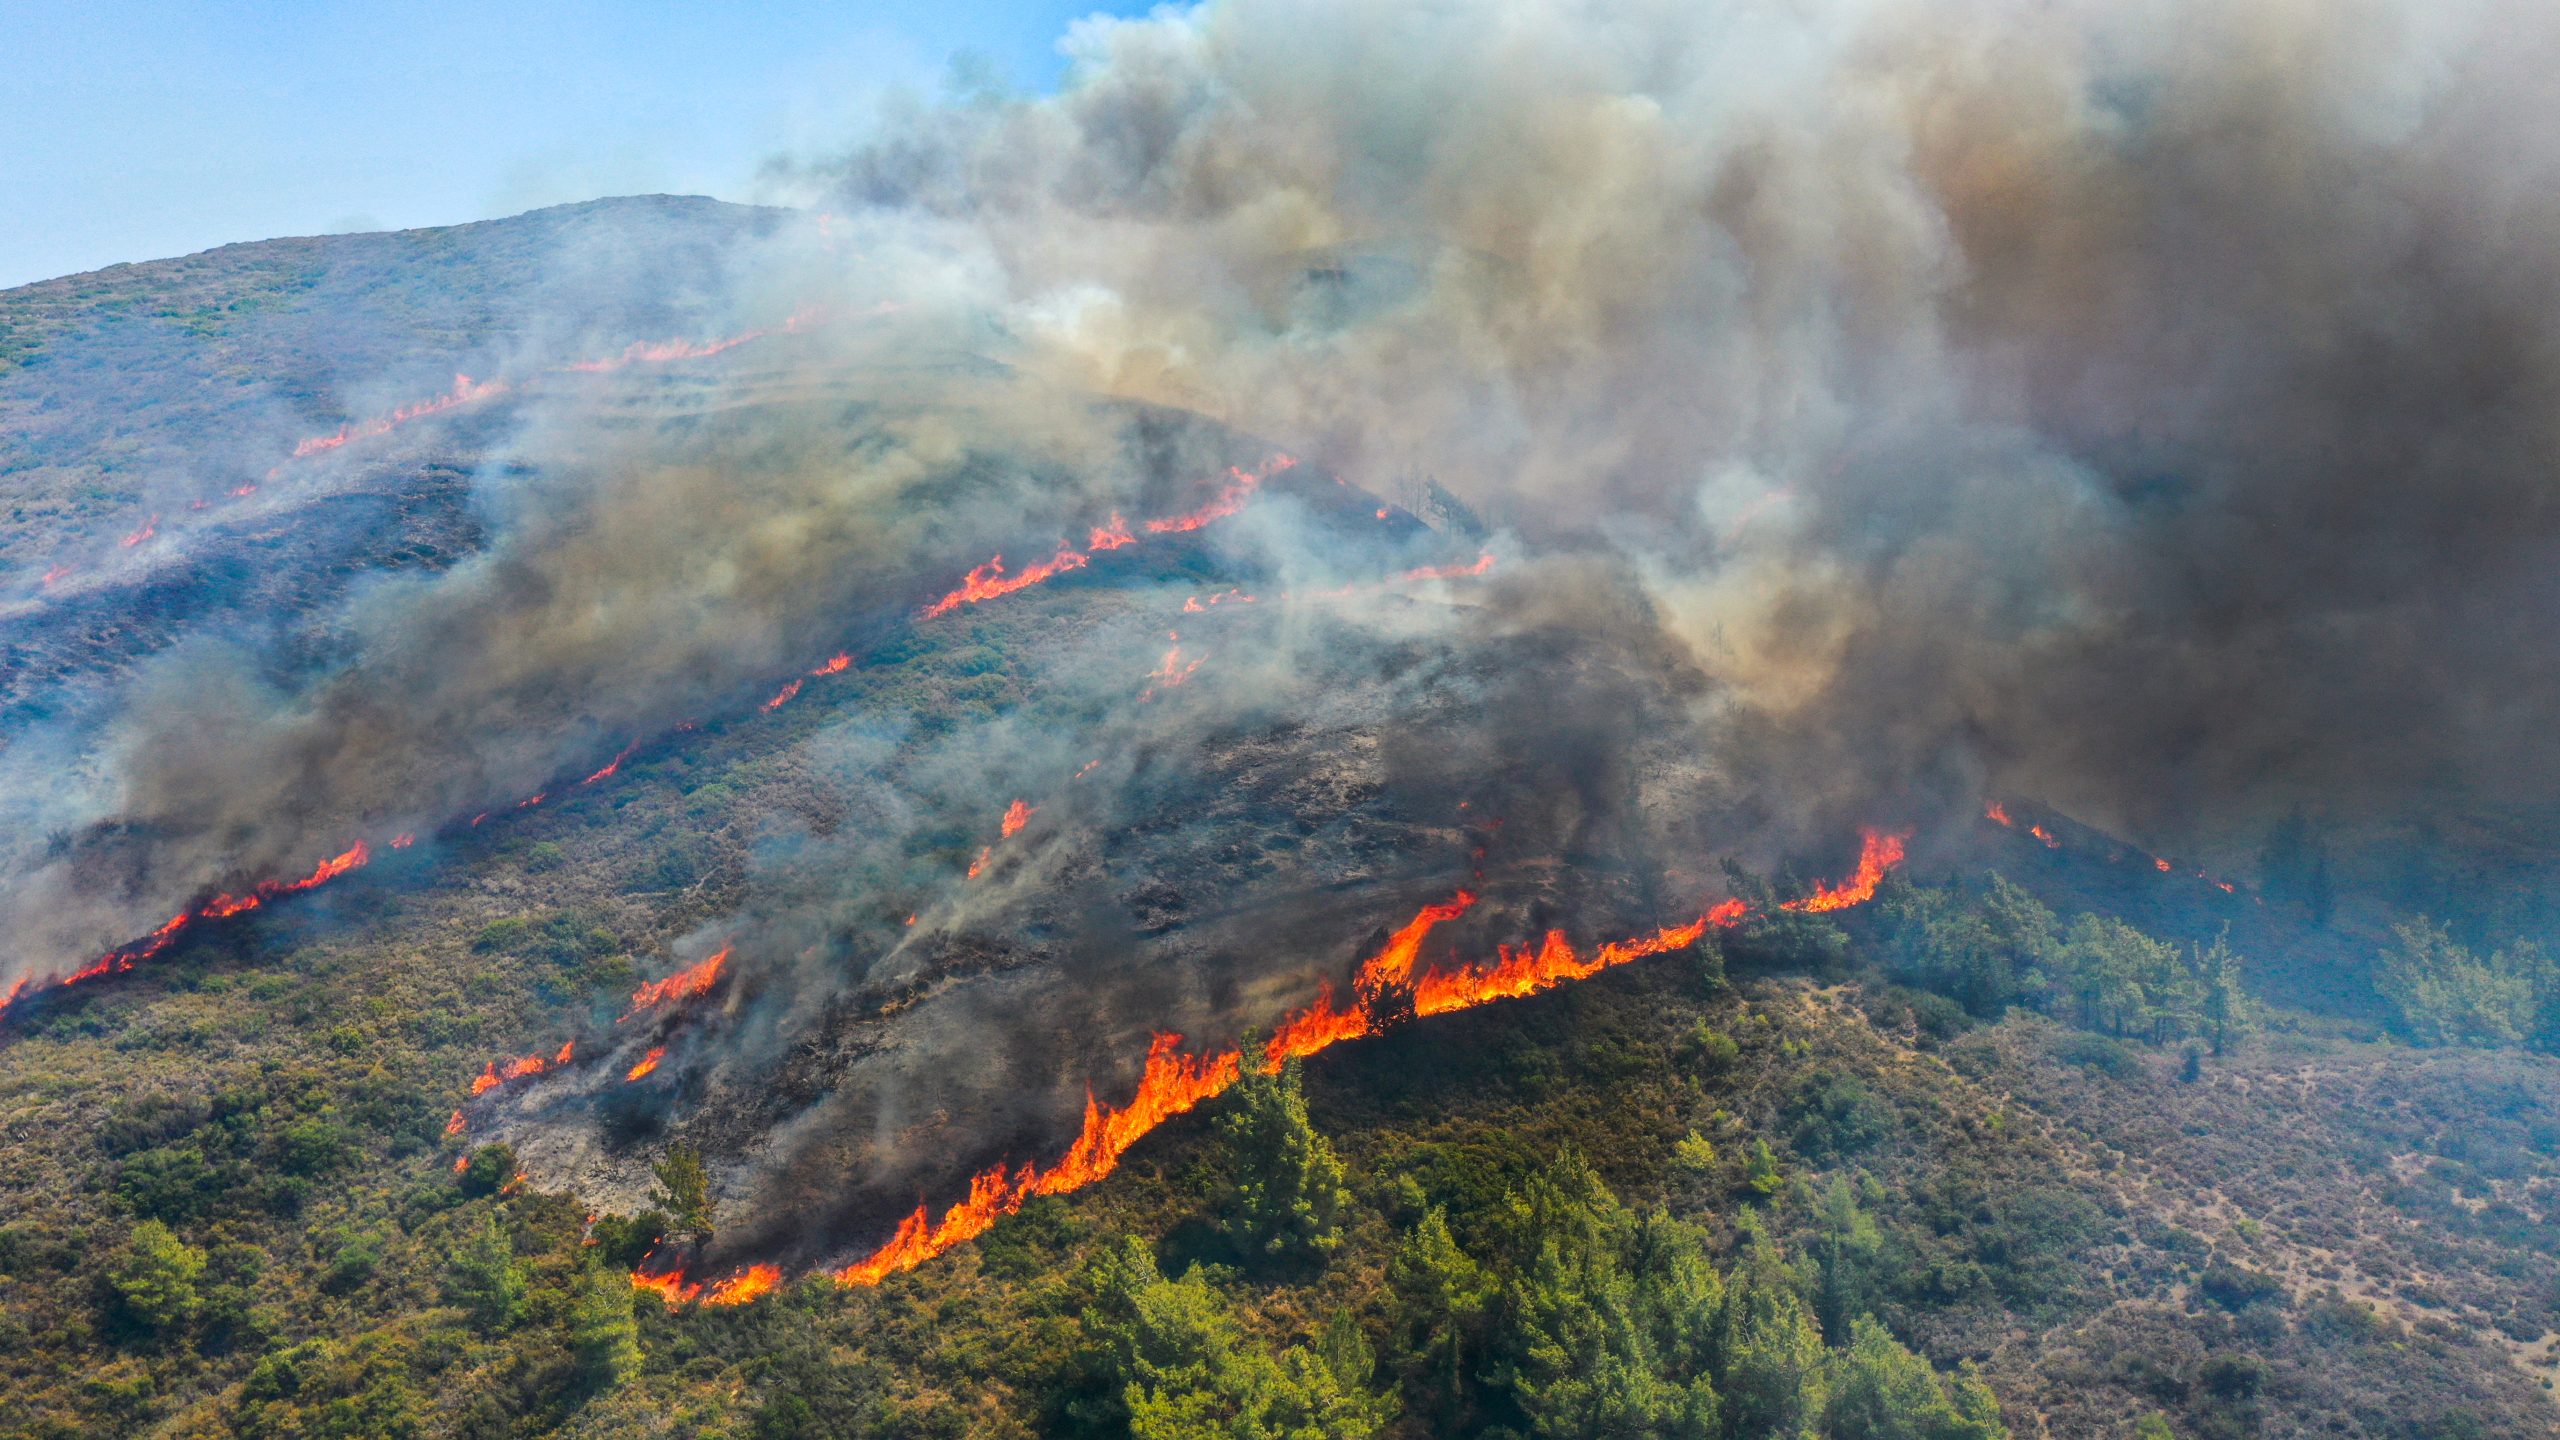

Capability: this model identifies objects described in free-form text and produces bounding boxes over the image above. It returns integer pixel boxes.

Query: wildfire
[286,373,510,463]
[702,1264,782,1306]
[120,515,159,548]
[0,839,384,1020]
[1412,914,1724,1016]
[1984,801,2012,826]
[2028,824,2061,849]
[919,456,1297,620]
[764,678,805,711]
[1145,460,1289,534]
[626,1047,666,1082]
[999,800,1035,839]
[623,947,731,1020]
[1139,637,1203,700]
[564,333,762,374]
[631,1266,700,1307]
[967,847,991,879]
[583,743,640,785]
[923,546,1091,619]
[1400,552,1497,582]
[1779,829,1908,913]
[40,562,73,586]
[828,1033,1242,1288]
[445,1110,467,1136]
[472,1040,574,1096]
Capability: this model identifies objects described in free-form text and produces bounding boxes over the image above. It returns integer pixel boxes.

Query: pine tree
[1823,1316,2008,1440]
[1216,1058,1350,1262]
[441,1214,524,1333]
[1715,1219,1825,1439]
[108,1219,203,1334]
[1387,1207,1494,1414]
[568,1261,643,1389]
[651,1140,715,1243]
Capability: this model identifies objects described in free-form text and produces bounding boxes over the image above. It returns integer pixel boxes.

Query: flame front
[1779,829,1908,913]
[1000,800,1035,838]
[626,1048,666,1082]
[623,947,730,1020]
[623,833,1903,1305]
[918,457,1295,620]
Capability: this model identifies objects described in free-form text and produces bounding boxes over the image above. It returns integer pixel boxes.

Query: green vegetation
[2377,919,2559,1051]
[1875,875,2255,1051]
[1215,1059,1350,1264]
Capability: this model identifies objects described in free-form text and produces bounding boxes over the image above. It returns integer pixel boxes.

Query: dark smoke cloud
[766,0,2560,844]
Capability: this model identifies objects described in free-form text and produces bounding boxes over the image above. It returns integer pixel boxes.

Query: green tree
[567,1261,643,1389]
[441,1215,524,1333]
[108,1219,204,1333]
[1715,1220,1825,1439]
[456,1142,514,1199]
[2377,920,2555,1049]
[1083,1237,1390,1440]
[1743,1139,1785,1199]
[2196,934,2254,1056]
[1387,1206,1494,1414]
[1216,1059,1350,1262]
[652,1140,715,1243]
[1809,1175,1884,1344]
[1823,1317,2008,1440]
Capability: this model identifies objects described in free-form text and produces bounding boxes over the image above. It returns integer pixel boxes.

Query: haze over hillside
[6,2,2560,1438]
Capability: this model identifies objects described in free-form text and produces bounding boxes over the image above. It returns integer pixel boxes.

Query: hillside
[0,201,2556,1440]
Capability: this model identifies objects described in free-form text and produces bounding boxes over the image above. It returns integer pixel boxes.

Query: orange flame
[2027,824,2061,849]
[2,839,385,1018]
[1401,553,1496,582]
[1145,460,1289,534]
[631,1266,700,1307]
[626,1048,666,1082]
[120,515,159,548]
[1780,829,1908,913]
[967,847,991,879]
[1139,639,1203,700]
[1263,983,1372,1068]
[999,800,1035,839]
[812,880,1815,1295]
[922,546,1091,618]
[763,678,805,711]
[2154,856,2173,872]
[445,1110,467,1136]
[471,1042,569,1096]
[919,457,1295,619]
[623,947,730,1019]
[1355,891,1481,991]
[828,1032,1241,1288]
[287,373,509,461]
[1984,801,2013,826]
[813,652,852,676]
[583,743,639,785]
[1411,916,1720,1016]
[702,1264,782,1306]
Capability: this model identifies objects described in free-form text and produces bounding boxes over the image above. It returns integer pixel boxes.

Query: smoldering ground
[489,526,1782,1270]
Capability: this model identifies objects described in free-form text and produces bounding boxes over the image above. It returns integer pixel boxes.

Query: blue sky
[0,1,1151,289]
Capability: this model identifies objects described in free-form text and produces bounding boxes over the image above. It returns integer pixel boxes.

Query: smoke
[764,0,2560,843]
[12,0,2560,1262]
